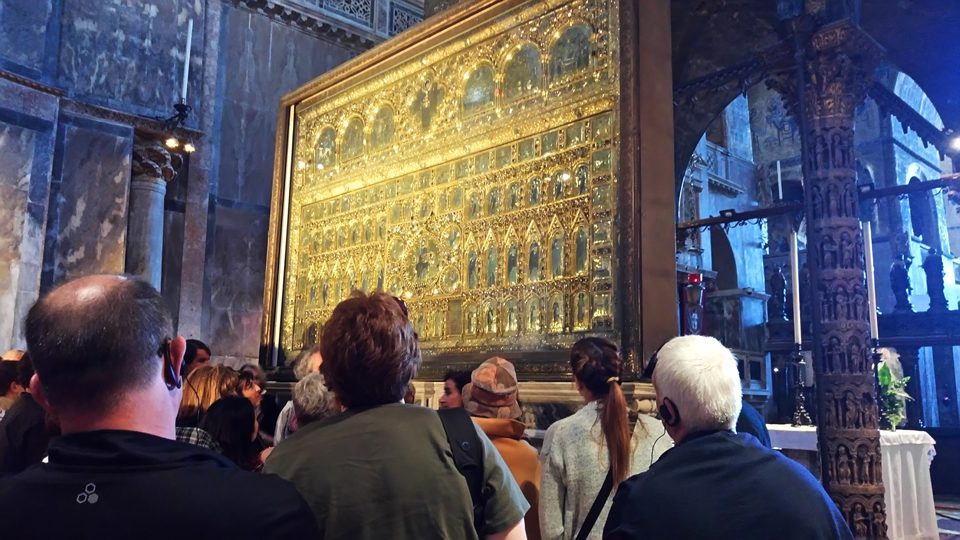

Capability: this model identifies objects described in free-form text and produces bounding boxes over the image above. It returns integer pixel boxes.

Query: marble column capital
[765,20,884,123]
[802,20,884,118]
[132,134,183,185]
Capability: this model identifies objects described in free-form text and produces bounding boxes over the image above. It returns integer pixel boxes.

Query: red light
[687,273,702,284]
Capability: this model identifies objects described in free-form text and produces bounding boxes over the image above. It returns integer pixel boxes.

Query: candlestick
[863,220,879,340]
[181,19,193,102]
[792,346,813,427]
[776,160,783,200]
[789,230,801,345]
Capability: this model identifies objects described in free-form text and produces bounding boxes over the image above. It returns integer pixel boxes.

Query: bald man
[0,275,318,539]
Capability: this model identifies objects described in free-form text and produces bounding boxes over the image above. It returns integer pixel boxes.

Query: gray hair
[293,373,337,426]
[653,335,743,433]
[292,345,322,380]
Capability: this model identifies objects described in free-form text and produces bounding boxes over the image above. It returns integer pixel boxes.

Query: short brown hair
[25,275,170,413]
[320,292,421,408]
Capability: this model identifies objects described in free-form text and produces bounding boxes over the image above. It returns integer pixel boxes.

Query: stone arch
[710,227,737,289]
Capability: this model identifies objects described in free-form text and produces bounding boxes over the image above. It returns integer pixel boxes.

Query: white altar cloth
[767,424,938,540]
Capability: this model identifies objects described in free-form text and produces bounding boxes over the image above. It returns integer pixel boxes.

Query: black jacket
[0,393,56,475]
[604,430,853,540]
[0,430,319,539]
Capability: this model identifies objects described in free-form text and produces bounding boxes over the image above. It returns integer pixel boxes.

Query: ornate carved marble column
[125,134,182,289]
[771,19,887,536]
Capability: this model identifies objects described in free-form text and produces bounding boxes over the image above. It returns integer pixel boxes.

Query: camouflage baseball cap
[461,356,522,419]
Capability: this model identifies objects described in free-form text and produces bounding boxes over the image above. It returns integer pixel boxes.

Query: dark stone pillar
[933,345,960,427]
[896,346,925,428]
[772,19,887,536]
[126,134,182,289]
[920,251,958,425]
[623,0,679,370]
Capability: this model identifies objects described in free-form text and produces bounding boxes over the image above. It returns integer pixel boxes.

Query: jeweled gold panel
[276,0,621,361]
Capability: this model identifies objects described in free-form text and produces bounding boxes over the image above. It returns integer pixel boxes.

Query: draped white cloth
[768,425,938,540]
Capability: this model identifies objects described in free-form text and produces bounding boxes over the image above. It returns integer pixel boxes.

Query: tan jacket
[473,417,542,540]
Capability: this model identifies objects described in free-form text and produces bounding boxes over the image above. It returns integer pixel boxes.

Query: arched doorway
[710,227,738,290]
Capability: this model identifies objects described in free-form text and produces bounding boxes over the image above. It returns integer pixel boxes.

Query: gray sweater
[539,401,672,540]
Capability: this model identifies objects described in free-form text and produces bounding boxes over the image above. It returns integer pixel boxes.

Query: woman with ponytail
[539,337,671,540]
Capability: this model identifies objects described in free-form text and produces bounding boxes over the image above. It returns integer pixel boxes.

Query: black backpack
[437,408,489,536]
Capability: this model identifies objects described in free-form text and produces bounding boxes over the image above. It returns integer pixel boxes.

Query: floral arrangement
[877,360,911,431]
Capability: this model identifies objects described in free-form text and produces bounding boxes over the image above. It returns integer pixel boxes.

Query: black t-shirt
[604,430,853,540]
[0,430,319,539]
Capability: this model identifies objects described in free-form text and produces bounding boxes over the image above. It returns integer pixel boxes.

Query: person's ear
[169,336,186,377]
[29,373,53,414]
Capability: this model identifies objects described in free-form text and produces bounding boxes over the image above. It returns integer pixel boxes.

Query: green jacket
[265,403,529,539]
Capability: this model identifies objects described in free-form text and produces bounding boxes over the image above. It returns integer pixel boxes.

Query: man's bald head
[25,274,172,412]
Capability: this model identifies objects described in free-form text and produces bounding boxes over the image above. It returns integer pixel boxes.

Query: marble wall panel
[57,0,203,117]
[0,124,38,349]
[43,114,132,288]
[0,79,58,352]
[724,95,754,161]
[162,205,185,330]
[0,0,53,74]
[173,3,222,340]
[205,205,269,357]
[163,157,188,327]
[216,7,356,206]
[201,6,358,360]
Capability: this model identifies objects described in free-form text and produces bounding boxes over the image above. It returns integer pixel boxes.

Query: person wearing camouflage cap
[463,357,541,540]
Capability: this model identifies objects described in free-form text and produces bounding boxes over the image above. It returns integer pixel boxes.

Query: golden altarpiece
[262,0,677,419]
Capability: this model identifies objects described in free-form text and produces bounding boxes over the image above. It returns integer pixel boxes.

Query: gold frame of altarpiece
[262,0,661,380]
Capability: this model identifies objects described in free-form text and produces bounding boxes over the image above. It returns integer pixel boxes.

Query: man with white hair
[603,335,851,540]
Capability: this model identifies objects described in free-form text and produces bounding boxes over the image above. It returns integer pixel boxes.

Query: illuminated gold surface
[277,0,621,357]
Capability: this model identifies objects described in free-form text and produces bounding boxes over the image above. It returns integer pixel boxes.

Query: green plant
[876,361,912,431]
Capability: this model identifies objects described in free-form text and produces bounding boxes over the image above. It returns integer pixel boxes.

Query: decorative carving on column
[126,134,183,289]
[768,19,887,535]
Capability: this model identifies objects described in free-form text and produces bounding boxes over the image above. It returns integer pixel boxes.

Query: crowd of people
[0,274,854,539]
